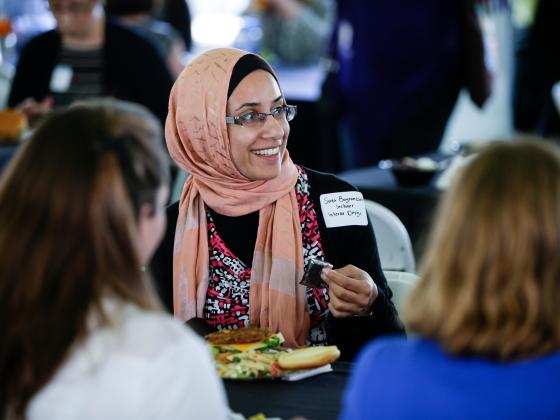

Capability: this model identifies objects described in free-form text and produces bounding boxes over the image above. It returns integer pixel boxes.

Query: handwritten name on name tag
[319,191,368,228]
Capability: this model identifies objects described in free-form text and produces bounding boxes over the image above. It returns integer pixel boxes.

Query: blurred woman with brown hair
[0,100,228,420]
[341,141,560,419]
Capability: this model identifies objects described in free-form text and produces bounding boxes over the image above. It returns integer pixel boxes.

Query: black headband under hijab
[227,54,278,99]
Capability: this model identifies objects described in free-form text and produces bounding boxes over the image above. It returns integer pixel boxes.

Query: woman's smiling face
[226,70,290,181]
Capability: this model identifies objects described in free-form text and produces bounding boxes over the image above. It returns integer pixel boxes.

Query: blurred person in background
[513,0,560,139]
[252,0,335,65]
[156,0,191,53]
[7,0,173,127]
[0,99,228,420]
[323,0,492,170]
[340,140,560,419]
[152,48,404,361]
[104,0,186,79]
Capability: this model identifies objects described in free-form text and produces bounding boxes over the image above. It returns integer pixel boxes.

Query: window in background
[189,0,248,52]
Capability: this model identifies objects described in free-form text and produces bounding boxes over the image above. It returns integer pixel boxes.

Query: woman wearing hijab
[152,48,404,360]
[340,141,560,419]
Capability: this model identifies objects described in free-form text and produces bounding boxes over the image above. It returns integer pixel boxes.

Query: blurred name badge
[49,65,73,93]
[319,192,368,228]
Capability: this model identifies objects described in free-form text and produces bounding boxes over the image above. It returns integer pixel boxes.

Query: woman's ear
[136,187,169,264]
[138,203,155,220]
[137,203,156,264]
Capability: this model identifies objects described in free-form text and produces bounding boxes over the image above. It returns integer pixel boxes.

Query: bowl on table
[389,157,440,187]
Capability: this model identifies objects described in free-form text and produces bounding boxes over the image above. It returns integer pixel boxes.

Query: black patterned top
[203,166,331,345]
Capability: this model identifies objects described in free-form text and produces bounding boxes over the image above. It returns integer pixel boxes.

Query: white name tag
[319,191,368,228]
[49,64,73,93]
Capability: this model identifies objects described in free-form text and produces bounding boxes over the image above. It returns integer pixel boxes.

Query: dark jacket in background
[324,0,490,168]
[513,0,560,138]
[157,0,192,51]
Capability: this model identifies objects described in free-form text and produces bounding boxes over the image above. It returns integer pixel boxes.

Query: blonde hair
[406,140,560,361]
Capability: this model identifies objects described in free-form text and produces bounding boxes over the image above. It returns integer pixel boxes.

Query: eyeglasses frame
[225,104,297,127]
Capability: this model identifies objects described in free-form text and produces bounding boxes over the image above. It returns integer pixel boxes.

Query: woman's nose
[260,114,285,137]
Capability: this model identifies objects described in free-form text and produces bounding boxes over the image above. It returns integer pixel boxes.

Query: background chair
[364,199,416,273]
[383,270,419,319]
[553,81,560,116]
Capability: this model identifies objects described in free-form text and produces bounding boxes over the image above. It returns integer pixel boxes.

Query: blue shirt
[341,337,560,420]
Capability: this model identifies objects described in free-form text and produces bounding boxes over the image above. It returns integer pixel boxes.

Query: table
[225,362,352,420]
[338,165,442,259]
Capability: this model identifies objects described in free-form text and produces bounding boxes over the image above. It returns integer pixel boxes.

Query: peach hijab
[165,48,310,347]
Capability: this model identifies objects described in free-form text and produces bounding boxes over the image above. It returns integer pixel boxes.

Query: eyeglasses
[225,105,297,127]
[48,0,95,15]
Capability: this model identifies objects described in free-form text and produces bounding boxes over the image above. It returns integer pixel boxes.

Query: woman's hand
[321,265,378,318]
[16,96,53,127]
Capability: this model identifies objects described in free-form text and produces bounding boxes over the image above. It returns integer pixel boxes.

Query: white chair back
[364,199,416,273]
[383,270,419,317]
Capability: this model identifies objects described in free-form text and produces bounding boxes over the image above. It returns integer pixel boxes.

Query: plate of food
[207,327,340,381]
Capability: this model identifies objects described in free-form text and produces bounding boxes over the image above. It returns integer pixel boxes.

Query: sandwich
[207,327,285,379]
[206,327,284,353]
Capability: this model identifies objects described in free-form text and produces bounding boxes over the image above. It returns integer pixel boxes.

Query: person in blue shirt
[340,140,560,420]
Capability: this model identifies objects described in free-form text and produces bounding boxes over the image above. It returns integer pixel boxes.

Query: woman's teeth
[252,147,280,156]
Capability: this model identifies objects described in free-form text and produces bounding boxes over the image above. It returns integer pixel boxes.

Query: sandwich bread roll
[278,345,340,370]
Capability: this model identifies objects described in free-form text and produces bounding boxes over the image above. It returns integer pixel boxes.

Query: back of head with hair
[0,99,169,417]
[406,140,560,361]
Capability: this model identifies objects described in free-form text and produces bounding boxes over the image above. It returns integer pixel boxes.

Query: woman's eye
[240,112,257,122]
[271,106,284,116]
